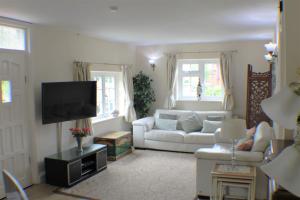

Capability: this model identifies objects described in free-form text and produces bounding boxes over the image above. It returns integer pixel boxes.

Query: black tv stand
[45,144,107,187]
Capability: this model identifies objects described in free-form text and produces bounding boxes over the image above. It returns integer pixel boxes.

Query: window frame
[176,58,224,102]
[0,23,27,51]
[90,71,122,122]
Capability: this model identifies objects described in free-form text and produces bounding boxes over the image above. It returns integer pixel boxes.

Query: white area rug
[58,150,196,200]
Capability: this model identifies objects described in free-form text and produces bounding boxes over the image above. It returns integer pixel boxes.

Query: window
[91,71,124,121]
[177,59,224,101]
[1,80,12,103]
[0,25,26,50]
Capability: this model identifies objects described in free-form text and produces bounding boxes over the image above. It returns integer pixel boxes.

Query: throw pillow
[201,120,223,133]
[236,138,254,151]
[246,126,256,137]
[177,113,195,130]
[180,114,202,133]
[155,118,178,131]
[154,113,177,129]
[235,126,256,151]
[207,115,225,121]
[252,122,274,152]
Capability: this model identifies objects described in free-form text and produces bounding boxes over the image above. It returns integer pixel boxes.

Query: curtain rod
[74,60,132,67]
[165,49,238,55]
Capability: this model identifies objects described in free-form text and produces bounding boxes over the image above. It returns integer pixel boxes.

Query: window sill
[176,100,222,103]
[92,115,124,124]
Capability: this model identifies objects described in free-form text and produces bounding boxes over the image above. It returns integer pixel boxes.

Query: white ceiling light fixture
[109,5,119,13]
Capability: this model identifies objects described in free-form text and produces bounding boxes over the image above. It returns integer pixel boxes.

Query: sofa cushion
[207,115,225,121]
[180,114,202,133]
[194,143,263,162]
[154,109,232,124]
[252,121,274,152]
[184,132,215,145]
[155,118,177,131]
[159,113,177,120]
[201,120,223,133]
[145,129,186,143]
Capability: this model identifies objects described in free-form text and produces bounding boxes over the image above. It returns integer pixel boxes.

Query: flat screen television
[42,81,97,124]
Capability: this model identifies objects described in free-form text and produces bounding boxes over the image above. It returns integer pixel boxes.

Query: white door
[0,50,32,198]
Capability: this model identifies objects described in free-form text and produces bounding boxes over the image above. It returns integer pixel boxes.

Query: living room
[0,0,300,200]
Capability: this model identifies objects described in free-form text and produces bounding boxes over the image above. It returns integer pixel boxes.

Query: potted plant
[133,71,155,118]
[69,127,91,152]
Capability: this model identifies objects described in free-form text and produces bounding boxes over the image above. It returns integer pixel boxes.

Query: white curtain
[121,65,137,122]
[220,52,234,111]
[73,61,93,132]
[165,54,178,109]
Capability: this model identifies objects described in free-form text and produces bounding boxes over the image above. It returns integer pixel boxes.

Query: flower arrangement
[69,127,91,137]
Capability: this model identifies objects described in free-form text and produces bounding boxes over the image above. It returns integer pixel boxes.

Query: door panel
[0,51,31,198]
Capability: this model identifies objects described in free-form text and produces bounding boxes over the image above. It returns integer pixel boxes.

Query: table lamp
[261,83,300,197]
[220,118,247,167]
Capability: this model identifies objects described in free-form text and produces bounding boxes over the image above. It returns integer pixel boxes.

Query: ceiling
[0,0,277,45]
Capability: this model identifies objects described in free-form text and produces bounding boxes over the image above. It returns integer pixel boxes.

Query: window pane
[0,25,26,50]
[182,76,198,97]
[105,76,115,89]
[190,64,199,71]
[93,76,103,116]
[182,64,199,72]
[182,64,190,72]
[1,80,12,103]
[104,76,116,116]
[203,63,223,97]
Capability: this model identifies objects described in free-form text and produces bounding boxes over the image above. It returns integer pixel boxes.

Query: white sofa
[195,122,274,200]
[132,109,232,152]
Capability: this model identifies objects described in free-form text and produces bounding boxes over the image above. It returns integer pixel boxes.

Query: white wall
[28,25,136,182]
[284,0,300,85]
[276,0,300,139]
[135,41,270,118]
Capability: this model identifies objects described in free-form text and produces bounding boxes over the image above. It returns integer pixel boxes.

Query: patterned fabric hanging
[246,64,272,128]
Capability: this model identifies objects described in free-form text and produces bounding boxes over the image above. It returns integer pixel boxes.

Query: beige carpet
[58,149,196,200]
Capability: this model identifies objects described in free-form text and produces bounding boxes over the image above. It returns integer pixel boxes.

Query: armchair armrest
[214,128,232,144]
[132,117,155,131]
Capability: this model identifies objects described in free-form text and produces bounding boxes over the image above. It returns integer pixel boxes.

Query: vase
[75,136,83,152]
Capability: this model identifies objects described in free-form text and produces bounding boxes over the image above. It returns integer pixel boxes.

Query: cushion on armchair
[195,143,263,162]
[236,127,256,151]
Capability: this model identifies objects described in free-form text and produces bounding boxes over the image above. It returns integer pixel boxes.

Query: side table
[211,164,256,200]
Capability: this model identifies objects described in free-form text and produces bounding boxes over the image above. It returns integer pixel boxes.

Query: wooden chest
[94,131,132,161]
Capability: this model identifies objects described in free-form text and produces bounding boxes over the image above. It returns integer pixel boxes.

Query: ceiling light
[109,6,119,13]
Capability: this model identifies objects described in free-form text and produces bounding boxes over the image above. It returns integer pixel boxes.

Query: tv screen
[42,81,97,124]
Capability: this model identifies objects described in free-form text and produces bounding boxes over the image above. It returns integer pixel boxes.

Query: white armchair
[195,121,274,200]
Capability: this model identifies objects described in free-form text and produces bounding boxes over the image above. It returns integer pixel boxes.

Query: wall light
[149,59,156,71]
[264,42,277,63]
